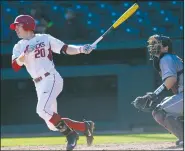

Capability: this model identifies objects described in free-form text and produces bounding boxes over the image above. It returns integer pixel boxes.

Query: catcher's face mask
[147,36,163,60]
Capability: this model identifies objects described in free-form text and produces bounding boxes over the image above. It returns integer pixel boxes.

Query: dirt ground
[1,142,183,150]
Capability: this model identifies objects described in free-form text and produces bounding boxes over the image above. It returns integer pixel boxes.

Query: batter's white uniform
[12,34,66,131]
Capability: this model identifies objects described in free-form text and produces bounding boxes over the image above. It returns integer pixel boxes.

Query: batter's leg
[36,73,79,150]
[62,118,95,146]
[45,99,58,131]
[36,73,63,121]
[45,98,95,146]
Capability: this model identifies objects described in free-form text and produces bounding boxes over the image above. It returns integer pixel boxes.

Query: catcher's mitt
[131,92,159,112]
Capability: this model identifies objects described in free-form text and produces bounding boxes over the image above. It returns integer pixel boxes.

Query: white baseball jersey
[12,34,65,78]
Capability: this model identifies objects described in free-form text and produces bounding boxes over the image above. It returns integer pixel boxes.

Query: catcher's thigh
[152,108,183,140]
[36,73,63,121]
[160,92,183,117]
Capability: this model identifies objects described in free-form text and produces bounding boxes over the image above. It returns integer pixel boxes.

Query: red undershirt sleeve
[12,58,22,72]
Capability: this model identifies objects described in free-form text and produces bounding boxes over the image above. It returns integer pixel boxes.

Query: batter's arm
[62,44,96,55]
[12,53,25,72]
[11,44,28,72]
[61,44,80,55]
[47,34,96,55]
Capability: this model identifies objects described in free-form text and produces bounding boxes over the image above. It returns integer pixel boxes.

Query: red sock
[49,113,61,125]
[62,118,86,132]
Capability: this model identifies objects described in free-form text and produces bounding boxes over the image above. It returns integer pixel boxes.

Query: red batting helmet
[10,15,36,31]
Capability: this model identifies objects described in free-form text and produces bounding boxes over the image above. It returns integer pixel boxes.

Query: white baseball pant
[34,70,63,131]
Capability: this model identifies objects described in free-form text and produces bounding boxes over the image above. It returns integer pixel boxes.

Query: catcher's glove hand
[131,92,159,112]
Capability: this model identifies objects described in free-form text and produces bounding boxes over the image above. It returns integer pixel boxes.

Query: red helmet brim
[10,22,19,30]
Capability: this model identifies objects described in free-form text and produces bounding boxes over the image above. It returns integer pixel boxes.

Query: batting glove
[81,44,97,54]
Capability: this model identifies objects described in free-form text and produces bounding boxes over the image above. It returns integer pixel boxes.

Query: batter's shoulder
[14,39,27,48]
[35,33,51,38]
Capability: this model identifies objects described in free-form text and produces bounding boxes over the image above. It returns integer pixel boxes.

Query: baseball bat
[91,3,139,47]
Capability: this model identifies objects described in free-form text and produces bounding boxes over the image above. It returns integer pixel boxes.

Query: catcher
[132,34,184,146]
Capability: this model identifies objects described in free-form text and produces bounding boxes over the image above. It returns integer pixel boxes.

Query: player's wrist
[154,83,167,96]
[16,58,23,66]
[79,44,96,54]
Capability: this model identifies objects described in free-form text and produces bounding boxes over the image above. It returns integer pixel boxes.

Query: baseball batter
[132,34,184,146]
[10,15,96,150]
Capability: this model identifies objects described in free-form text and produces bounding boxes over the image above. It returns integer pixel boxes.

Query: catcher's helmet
[10,15,35,31]
[147,34,172,60]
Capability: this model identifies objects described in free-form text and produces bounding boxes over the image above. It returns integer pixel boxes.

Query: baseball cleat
[66,130,79,150]
[84,120,95,146]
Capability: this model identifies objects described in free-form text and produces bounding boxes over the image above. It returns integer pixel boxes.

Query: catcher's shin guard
[152,107,184,141]
[83,120,95,146]
[164,116,184,142]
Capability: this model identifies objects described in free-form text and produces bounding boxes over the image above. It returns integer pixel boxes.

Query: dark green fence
[1,64,161,135]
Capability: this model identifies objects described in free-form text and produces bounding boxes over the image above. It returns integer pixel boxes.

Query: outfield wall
[1,64,165,135]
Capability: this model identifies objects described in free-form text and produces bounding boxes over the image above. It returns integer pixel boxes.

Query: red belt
[33,72,50,83]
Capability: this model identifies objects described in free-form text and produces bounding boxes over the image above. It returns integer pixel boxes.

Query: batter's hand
[81,44,97,54]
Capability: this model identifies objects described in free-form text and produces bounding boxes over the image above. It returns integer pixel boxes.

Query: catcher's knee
[152,106,166,125]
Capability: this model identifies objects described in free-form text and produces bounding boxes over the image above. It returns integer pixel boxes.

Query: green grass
[1,133,176,147]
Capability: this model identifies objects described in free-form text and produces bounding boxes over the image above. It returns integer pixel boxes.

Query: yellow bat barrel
[112,3,139,29]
